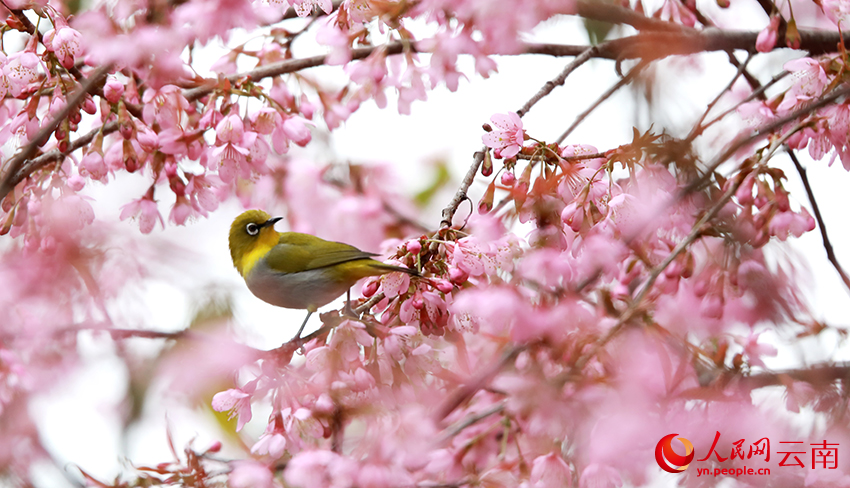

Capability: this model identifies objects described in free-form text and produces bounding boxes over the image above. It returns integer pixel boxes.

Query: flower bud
[481,151,493,177]
[449,267,468,285]
[67,174,85,191]
[478,180,495,214]
[785,18,801,49]
[362,279,379,298]
[120,121,134,139]
[82,96,97,115]
[103,78,125,104]
[434,279,453,294]
[406,240,422,255]
[501,171,516,186]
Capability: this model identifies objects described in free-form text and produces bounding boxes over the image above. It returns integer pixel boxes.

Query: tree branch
[0,64,111,201]
[787,149,850,294]
[7,25,850,204]
[555,59,649,145]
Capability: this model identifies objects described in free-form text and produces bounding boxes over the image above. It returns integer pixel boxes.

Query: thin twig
[787,149,850,294]
[684,83,850,196]
[699,70,790,136]
[0,64,111,200]
[439,151,484,228]
[568,118,805,376]
[433,346,524,422]
[439,45,607,228]
[566,168,748,377]
[516,46,599,117]
[555,59,649,144]
[438,401,506,444]
[685,52,753,142]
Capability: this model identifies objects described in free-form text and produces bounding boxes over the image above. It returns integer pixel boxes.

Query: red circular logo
[655,433,695,473]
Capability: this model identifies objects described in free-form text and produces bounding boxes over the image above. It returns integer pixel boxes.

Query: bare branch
[555,59,649,145]
[433,346,524,422]
[787,149,850,294]
[685,52,753,142]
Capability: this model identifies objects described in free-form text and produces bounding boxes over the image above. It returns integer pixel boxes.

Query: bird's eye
[246,223,260,236]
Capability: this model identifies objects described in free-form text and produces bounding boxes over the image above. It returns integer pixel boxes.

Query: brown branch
[699,70,790,136]
[7,27,850,204]
[574,0,690,32]
[438,401,505,444]
[516,46,599,118]
[183,42,410,102]
[526,28,850,60]
[787,149,850,294]
[433,346,523,422]
[555,59,648,145]
[441,44,607,228]
[330,404,344,453]
[684,83,850,196]
[0,64,111,201]
[685,52,753,142]
[439,150,483,229]
[740,362,850,390]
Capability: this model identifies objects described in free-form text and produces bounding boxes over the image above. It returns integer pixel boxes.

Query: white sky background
[24,4,850,487]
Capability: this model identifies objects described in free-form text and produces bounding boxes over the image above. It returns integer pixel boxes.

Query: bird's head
[229,210,283,275]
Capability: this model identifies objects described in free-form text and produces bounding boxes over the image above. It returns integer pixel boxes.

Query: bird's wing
[264,232,379,274]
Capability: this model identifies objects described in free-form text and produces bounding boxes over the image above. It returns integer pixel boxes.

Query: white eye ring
[246,223,260,236]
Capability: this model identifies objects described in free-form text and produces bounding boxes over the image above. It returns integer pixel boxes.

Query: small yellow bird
[228,210,416,340]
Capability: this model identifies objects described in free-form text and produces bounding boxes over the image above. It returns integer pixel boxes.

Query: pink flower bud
[103,78,124,104]
[561,202,584,232]
[49,96,67,117]
[449,267,468,285]
[434,279,453,294]
[735,174,755,205]
[362,278,379,297]
[501,171,516,186]
[282,117,311,146]
[756,15,780,53]
[81,151,107,180]
[406,240,422,255]
[67,174,85,191]
[82,96,97,115]
[119,121,134,139]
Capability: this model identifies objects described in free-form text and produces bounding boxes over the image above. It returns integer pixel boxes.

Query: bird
[228,209,416,341]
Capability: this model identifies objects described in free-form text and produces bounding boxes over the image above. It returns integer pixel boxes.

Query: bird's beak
[262,217,283,228]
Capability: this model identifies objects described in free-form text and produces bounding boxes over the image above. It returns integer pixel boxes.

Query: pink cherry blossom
[291,0,332,17]
[44,26,83,69]
[119,192,164,234]
[482,112,524,159]
[756,15,780,53]
[777,58,830,113]
[211,383,256,431]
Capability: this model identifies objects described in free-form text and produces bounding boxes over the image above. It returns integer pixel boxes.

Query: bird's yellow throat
[236,229,279,277]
